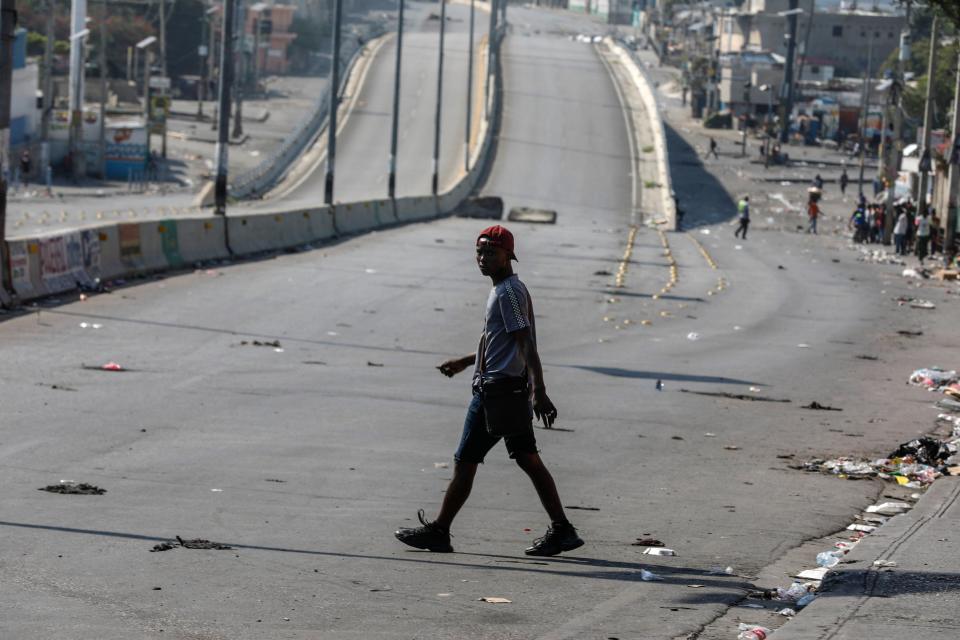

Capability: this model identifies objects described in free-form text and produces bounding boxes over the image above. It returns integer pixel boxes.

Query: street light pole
[323,0,343,204]
[465,0,475,172]
[944,51,960,265]
[70,27,91,181]
[98,0,107,178]
[778,0,799,143]
[387,0,405,199]
[431,0,447,195]
[858,34,873,198]
[484,0,497,119]
[214,0,236,216]
[917,16,937,219]
[884,0,911,244]
[0,0,18,299]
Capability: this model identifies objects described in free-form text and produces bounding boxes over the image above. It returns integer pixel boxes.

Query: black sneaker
[395,509,453,553]
[525,522,584,557]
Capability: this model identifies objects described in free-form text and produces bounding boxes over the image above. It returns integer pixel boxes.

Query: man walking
[807,198,819,234]
[706,137,719,159]
[395,225,583,557]
[839,168,849,195]
[734,196,750,239]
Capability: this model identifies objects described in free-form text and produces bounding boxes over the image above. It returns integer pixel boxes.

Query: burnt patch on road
[151,536,234,552]
[679,389,791,403]
[802,401,843,411]
[39,482,106,495]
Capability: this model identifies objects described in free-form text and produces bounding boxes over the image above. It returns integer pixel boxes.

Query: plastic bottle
[776,582,809,601]
[737,624,771,640]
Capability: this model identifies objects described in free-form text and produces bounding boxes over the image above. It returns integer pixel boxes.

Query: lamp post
[759,83,773,168]
[431,0,447,196]
[70,28,91,181]
[323,0,343,204]
[136,36,157,159]
[387,0,406,199]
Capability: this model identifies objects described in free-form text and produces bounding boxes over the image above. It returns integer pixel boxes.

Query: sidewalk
[773,477,960,640]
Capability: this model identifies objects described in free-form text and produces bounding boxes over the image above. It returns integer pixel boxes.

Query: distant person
[807,198,820,235]
[734,196,750,239]
[839,169,849,195]
[395,225,583,558]
[706,137,719,159]
[915,212,931,261]
[813,174,824,190]
[19,148,31,185]
[872,175,883,197]
[893,209,909,255]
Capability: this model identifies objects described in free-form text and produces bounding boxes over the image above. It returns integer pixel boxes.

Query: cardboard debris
[795,567,829,581]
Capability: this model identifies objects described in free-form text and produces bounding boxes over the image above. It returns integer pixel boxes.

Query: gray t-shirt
[474,274,535,383]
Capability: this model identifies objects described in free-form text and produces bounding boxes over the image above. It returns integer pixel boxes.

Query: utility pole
[917,16,937,219]
[778,0,799,143]
[387,0,405,199]
[214,0,236,216]
[98,0,107,178]
[484,0,497,119]
[158,0,167,78]
[41,2,55,181]
[858,33,873,198]
[431,0,447,195]
[68,0,89,181]
[0,0,18,299]
[323,0,343,204]
[465,0,475,172]
[198,13,208,119]
[232,0,246,139]
[210,5,220,130]
[945,51,960,265]
[883,0,911,243]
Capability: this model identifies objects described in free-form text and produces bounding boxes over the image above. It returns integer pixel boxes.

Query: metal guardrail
[228,26,384,199]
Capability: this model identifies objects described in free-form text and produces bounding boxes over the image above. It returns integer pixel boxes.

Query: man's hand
[533,388,558,429]
[437,355,473,378]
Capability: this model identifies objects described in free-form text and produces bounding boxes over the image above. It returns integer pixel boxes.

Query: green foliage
[923,0,960,30]
[53,40,69,56]
[26,31,47,56]
[886,37,960,129]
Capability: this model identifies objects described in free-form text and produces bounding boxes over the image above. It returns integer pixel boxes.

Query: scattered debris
[909,368,958,391]
[643,548,676,556]
[479,597,511,604]
[39,482,106,495]
[632,538,664,547]
[795,567,828,581]
[707,566,735,575]
[738,623,772,640]
[679,389,791,403]
[686,332,700,341]
[724,445,741,451]
[866,502,912,516]
[264,478,287,483]
[366,361,385,367]
[593,269,613,276]
[855,354,879,361]
[240,339,282,348]
[565,505,600,511]
[150,542,177,552]
[802,401,842,411]
[176,536,233,550]
[873,559,898,568]
[897,330,924,337]
[640,569,663,581]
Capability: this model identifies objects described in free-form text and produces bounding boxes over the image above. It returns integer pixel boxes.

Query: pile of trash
[856,246,905,266]
[909,367,960,398]
[800,434,958,487]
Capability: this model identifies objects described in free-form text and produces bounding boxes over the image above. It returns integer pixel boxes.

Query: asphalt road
[1,7,956,640]
[276,2,484,206]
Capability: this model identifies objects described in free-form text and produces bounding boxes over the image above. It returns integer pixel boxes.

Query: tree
[885,37,960,129]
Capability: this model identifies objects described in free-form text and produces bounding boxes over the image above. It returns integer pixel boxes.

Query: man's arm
[437,353,476,378]
[515,329,558,428]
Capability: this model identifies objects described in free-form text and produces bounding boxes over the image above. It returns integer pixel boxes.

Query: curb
[770,477,960,639]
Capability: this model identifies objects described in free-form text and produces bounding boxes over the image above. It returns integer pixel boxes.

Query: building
[569,0,635,25]
[715,0,905,76]
[246,3,298,76]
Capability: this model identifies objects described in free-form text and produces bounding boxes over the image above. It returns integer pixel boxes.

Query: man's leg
[515,452,584,556]
[434,462,479,530]
[514,452,566,523]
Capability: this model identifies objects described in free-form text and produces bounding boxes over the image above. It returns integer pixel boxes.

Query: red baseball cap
[477,225,518,261]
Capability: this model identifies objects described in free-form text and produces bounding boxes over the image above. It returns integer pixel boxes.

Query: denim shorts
[454,393,538,463]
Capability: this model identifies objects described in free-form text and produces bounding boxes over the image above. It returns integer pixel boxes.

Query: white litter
[687,332,700,341]
[643,548,676,556]
[866,502,911,516]
[640,569,663,581]
[847,523,877,533]
[795,567,829,581]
